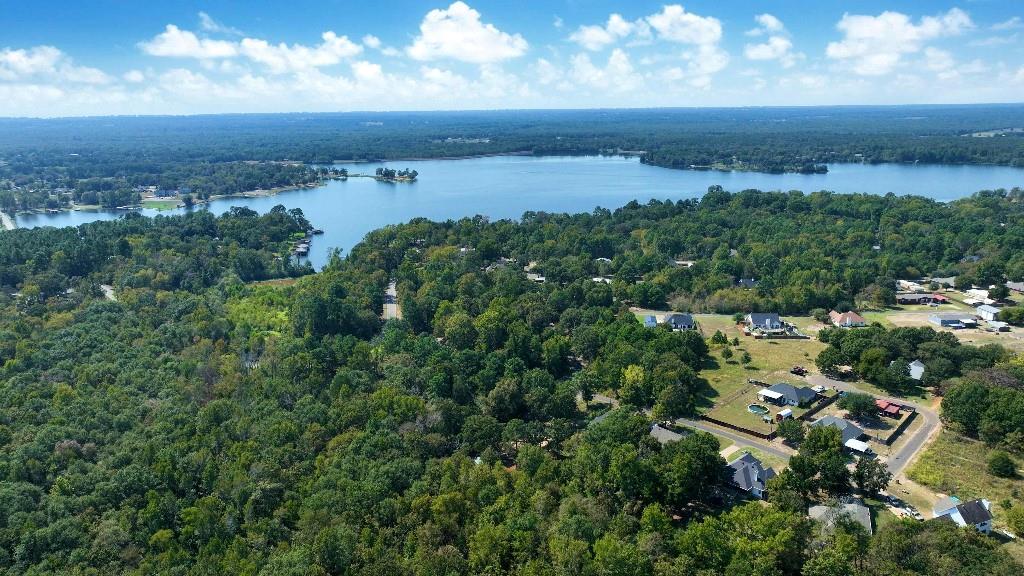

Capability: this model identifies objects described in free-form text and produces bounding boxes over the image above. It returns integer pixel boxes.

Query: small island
[374,167,418,182]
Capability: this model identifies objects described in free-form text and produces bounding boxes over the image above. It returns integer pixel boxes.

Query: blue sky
[0,1,1022,116]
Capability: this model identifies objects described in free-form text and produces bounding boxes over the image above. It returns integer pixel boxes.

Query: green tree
[987,450,1017,478]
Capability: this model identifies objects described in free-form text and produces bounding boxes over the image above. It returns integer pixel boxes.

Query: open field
[864,307,1024,352]
[141,199,180,210]
[907,431,1024,527]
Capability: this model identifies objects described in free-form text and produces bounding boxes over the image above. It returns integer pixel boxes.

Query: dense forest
[1,189,1022,574]
[2,105,1024,211]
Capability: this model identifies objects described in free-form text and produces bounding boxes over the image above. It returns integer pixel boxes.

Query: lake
[11,155,1024,269]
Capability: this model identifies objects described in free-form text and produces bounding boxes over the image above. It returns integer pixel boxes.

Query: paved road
[382,281,402,320]
[0,211,14,231]
[806,374,941,476]
[670,418,795,460]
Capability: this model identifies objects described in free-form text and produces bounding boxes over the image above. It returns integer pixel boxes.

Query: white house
[908,359,926,381]
[976,304,1000,322]
[932,497,993,534]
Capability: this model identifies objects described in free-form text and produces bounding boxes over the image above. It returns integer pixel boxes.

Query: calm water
[12,155,1024,269]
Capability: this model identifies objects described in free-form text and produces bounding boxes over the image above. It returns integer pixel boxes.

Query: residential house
[745,313,783,332]
[811,415,866,446]
[643,315,658,328]
[976,304,1000,322]
[727,452,776,499]
[663,313,696,331]
[928,313,977,329]
[930,276,956,288]
[737,278,759,289]
[809,499,873,535]
[1007,281,1024,294]
[932,497,993,534]
[908,359,926,381]
[898,280,926,292]
[758,383,819,407]
[829,310,867,328]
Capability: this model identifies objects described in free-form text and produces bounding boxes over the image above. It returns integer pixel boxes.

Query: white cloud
[0,45,111,84]
[407,2,528,63]
[748,14,784,36]
[569,14,635,51]
[743,14,800,68]
[239,32,362,74]
[198,12,242,36]
[140,25,361,73]
[139,24,239,59]
[645,5,722,46]
[745,36,794,63]
[569,48,643,92]
[992,17,1021,31]
[826,8,974,76]
[362,35,382,49]
[553,16,563,29]
[123,69,146,83]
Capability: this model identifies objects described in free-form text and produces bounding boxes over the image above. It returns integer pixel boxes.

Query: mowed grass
[141,199,180,210]
[907,431,1024,527]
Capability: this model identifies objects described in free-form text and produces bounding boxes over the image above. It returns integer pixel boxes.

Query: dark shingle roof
[664,313,694,329]
[956,500,993,525]
[728,452,776,492]
[812,415,865,444]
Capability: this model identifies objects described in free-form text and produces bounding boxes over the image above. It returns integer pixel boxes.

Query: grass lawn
[907,431,1024,527]
[141,199,179,210]
[694,314,825,405]
[729,447,787,472]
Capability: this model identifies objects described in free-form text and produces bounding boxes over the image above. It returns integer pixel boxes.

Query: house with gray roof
[809,498,873,535]
[727,452,776,499]
[811,415,866,445]
[932,497,993,534]
[745,312,783,332]
[759,383,819,407]
[663,313,696,331]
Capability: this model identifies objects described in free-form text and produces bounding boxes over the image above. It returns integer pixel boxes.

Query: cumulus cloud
[140,25,361,73]
[140,25,238,59]
[645,5,722,46]
[239,32,362,73]
[826,8,974,76]
[407,2,527,63]
[362,35,381,49]
[569,14,635,51]
[0,45,111,84]
[744,14,800,67]
[570,49,643,92]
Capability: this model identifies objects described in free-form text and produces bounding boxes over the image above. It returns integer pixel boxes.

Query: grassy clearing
[694,314,825,400]
[907,431,1024,527]
[141,199,180,210]
[729,447,786,472]
[863,496,900,533]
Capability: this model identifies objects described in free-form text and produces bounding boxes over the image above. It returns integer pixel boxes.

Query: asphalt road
[382,281,401,320]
